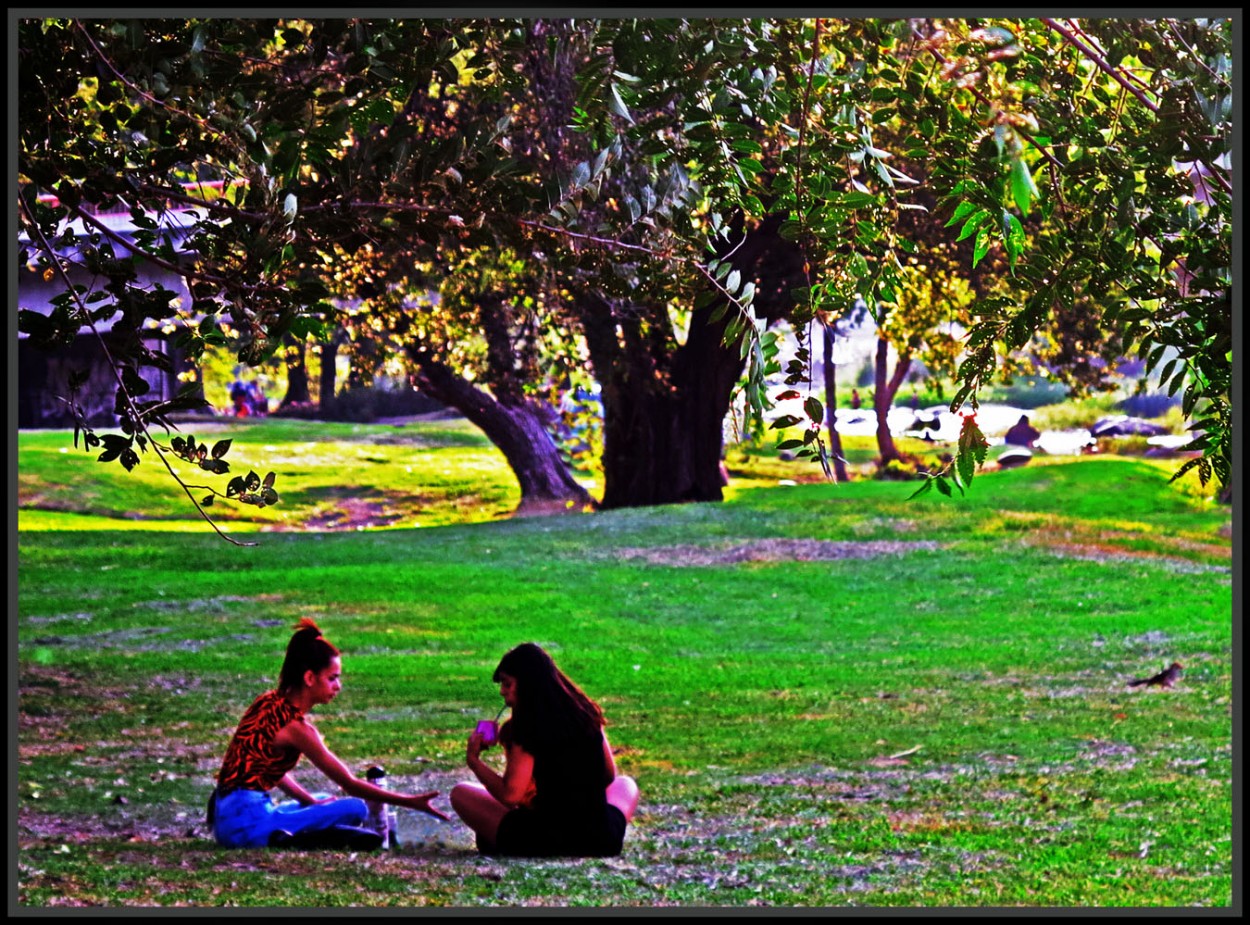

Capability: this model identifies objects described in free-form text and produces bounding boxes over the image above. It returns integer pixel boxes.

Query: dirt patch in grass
[18,666,138,756]
[19,664,134,706]
[604,538,942,567]
[1038,542,1231,575]
[25,626,263,654]
[850,518,921,536]
[886,810,979,834]
[300,497,406,531]
[134,594,286,614]
[1008,520,1232,574]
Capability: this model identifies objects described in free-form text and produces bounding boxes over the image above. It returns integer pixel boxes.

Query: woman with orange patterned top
[210,618,447,848]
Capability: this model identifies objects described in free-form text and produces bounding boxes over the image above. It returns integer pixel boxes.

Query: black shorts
[491,804,627,858]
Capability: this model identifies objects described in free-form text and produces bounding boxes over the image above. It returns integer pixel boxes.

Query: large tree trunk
[873,336,912,466]
[822,323,851,483]
[408,349,594,515]
[280,336,311,409]
[581,213,806,509]
[585,299,741,509]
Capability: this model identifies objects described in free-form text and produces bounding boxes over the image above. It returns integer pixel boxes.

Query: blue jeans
[213,789,370,848]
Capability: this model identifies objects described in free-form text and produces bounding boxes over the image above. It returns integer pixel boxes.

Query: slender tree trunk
[319,337,339,411]
[822,323,850,483]
[408,349,594,514]
[873,336,915,466]
[280,336,311,408]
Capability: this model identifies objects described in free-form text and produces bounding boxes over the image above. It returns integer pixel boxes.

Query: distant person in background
[1004,414,1041,448]
[850,389,861,410]
[230,377,250,417]
[248,380,268,416]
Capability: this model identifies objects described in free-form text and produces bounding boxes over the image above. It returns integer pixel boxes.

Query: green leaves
[1002,210,1026,272]
[608,83,635,124]
[803,396,824,425]
[834,191,879,209]
[955,414,989,491]
[972,227,991,268]
[227,470,280,507]
[1010,156,1039,215]
[170,434,231,475]
[97,434,140,472]
[908,413,988,500]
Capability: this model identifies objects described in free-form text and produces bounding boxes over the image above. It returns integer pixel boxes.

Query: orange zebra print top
[216,690,305,796]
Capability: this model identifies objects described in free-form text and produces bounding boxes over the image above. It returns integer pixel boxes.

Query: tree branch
[73,20,233,151]
[1041,18,1159,114]
[912,21,1065,173]
[19,196,254,546]
[1042,17,1232,199]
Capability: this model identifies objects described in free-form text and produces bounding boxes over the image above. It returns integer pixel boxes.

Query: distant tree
[869,259,980,466]
[820,320,851,484]
[19,16,1232,542]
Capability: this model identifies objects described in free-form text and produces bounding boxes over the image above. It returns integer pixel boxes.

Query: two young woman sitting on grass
[210,621,639,857]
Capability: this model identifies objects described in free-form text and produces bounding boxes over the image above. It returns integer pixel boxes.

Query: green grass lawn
[16,419,1234,907]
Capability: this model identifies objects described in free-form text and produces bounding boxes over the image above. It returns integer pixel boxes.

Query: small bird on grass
[1128,662,1183,689]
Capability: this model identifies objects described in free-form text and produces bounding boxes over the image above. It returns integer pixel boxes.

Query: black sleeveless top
[522,724,611,817]
[493,720,623,857]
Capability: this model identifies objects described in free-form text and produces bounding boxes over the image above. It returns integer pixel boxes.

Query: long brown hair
[278,618,340,694]
[494,642,604,753]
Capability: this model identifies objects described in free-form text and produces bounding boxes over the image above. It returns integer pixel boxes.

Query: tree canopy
[18,16,1234,533]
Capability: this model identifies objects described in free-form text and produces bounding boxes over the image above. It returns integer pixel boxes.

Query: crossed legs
[450,775,640,854]
[449,782,511,852]
[606,775,640,821]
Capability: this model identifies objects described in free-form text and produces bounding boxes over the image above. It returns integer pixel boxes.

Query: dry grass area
[603,538,943,567]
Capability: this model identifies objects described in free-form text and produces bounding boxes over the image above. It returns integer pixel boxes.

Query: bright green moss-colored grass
[17,421,1232,907]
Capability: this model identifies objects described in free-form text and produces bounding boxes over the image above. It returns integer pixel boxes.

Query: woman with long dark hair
[210,618,448,848]
[450,642,640,856]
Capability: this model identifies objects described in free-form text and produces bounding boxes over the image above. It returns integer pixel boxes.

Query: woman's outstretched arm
[602,730,618,781]
[275,773,322,805]
[275,719,449,819]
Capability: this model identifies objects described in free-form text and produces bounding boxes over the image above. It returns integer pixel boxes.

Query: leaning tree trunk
[873,336,912,466]
[822,323,851,483]
[408,350,594,515]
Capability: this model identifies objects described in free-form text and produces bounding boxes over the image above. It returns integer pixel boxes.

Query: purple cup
[475,719,498,745]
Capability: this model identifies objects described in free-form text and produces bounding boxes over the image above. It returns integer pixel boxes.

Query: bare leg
[606,775,640,824]
[450,782,511,851]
